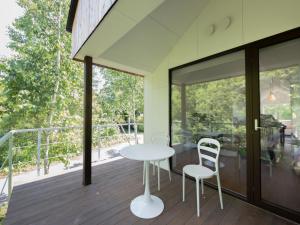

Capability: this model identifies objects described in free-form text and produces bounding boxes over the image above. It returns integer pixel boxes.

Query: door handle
[254,119,262,131]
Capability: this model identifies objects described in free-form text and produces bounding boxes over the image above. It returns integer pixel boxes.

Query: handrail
[0,131,12,147]
[5,123,141,134]
[0,122,143,201]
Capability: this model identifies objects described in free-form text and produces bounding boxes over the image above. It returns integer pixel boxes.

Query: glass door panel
[171,51,247,196]
[259,38,300,212]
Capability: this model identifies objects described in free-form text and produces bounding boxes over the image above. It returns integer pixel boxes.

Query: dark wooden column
[83,56,92,185]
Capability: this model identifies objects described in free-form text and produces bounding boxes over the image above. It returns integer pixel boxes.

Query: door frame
[247,30,300,223]
[168,27,300,223]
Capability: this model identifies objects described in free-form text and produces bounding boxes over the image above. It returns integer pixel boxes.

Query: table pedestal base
[130,195,164,219]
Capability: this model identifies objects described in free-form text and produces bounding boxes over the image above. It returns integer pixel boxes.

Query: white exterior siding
[144,0,300,148]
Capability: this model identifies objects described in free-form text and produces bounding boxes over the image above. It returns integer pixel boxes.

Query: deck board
[4,159,298,225]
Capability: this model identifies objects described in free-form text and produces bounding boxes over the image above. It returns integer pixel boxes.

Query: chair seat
[183,164,215,179]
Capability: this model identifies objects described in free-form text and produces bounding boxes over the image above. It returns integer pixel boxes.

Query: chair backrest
[151,134,170,146]
[197,138,221,172]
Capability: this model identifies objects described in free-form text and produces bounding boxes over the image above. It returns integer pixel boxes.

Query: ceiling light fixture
[268,77,276,102]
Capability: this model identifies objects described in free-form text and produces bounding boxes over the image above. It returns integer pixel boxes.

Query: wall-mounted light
[207,16,232,35]
[208,24,216,35]
[222,16,232,30]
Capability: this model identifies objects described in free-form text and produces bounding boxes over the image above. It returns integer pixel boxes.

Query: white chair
[182,138,223,217]
[143,134,172,191]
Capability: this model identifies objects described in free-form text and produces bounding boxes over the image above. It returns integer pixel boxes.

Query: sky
[0,0,23,57]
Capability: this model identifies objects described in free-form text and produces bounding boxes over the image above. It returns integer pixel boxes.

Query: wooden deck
[5,159,298,225]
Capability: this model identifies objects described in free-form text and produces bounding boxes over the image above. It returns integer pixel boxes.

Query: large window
[259,38,300,212]
[170,51,247,196]
[169,30,300,222]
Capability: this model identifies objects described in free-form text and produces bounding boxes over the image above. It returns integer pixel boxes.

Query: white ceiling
[101,16,179,72]
[172,38,300,86]
[75,0,209,75]
[172,51,245,85]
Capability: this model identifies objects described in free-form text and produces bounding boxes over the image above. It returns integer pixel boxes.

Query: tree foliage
[93,67,144,125]
[0,0,144,173]
[0,0,83,134]
[171,76,246,144]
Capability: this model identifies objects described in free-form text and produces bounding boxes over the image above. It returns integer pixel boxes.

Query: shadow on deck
[4,159,297,225]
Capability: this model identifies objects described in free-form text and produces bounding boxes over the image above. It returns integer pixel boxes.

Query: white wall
[144,0,300,147]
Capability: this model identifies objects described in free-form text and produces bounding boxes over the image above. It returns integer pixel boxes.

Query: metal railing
[171,120,246,144]
[0,122,143,201]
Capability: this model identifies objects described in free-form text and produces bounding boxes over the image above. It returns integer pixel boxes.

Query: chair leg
[157,161,160,191]
[201,179,204,195]
[167,159,171,182]
[143,161,145,185]
[196,178,200,217]
[182,172,185,202]
[216,173,223,209]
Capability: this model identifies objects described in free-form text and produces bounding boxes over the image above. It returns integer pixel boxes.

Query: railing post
[37,129,41,176]
[128,118,130,136]
[134,123,138,144]
[106,126,109,145]
[97,126,101,161]
[66,130,70,170]
[8,132,14,199]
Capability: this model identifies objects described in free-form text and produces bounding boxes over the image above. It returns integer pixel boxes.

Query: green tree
[0,0,145,175]
[0,0,83,173]
[93,68,144,126]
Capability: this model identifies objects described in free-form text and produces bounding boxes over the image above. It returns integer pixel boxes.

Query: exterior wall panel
[71,0,117,57]
[144,0,300,153]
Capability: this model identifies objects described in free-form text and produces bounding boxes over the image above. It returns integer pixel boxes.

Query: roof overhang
[67,0,209,76]
[66,0,78,33]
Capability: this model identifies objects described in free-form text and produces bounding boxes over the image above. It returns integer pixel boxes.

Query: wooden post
[83,56,92,185]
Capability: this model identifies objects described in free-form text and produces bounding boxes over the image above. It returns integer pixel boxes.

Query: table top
[120,144,175,161]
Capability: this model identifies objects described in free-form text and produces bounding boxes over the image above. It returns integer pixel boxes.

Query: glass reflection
[171,51,246,195]
[260,38,300,211]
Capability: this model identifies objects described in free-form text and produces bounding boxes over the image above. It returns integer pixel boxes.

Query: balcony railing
[0,122,143,201]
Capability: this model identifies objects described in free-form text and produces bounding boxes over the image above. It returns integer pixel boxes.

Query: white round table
[120,144,175,219]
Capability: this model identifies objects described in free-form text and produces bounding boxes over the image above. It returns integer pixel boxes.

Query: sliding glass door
[169,30,300,222]
[170,51,247,196]
[257,38,300,213]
